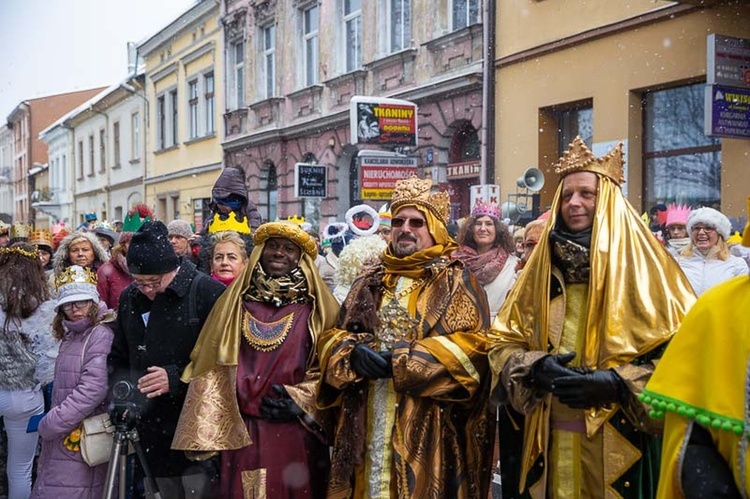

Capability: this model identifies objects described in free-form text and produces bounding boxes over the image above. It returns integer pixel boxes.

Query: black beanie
[127,221,179,275]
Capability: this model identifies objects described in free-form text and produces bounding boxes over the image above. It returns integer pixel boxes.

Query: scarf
[550,229,591,284]
[211,273,236,287]
[667,237,690,253]
[244,264,309,307]
[452,245,510,286]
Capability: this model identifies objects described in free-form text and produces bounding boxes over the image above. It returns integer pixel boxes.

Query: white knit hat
[687,207,732,240]
[55,265,100,312]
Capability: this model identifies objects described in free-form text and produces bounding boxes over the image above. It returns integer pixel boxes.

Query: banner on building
[350,96,418,147]
[358,152,418,200]
[707,34,750,88]
[705,85,750,139]
[294,163,327,198]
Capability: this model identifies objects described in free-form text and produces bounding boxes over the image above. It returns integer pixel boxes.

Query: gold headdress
[390,175,451,225]
[553,136,626,185]
[253,221,317,259]
[208,212,252,235]
[286,215,306,225]
[55,265,98,290]
[29,229,53,249]
[10,223,32,240]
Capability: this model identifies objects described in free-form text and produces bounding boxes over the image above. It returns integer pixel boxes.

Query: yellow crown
[11,223,32,240]
[286,215,306,225]
[55,265,98,290]
[390,175,451,225]
[207,211,252,235]
[553,136,626,185]
[29,229,53,248]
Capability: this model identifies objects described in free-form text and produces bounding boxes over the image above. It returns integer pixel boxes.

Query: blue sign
[705,84,750,139]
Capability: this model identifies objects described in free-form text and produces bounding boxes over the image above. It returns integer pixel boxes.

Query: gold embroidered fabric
[172,366,252,452]
[241,309,294,352]
[241,469,267,499]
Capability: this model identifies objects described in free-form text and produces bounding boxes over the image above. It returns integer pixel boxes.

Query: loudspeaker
[516,167,545,192]
[501,201,526,222]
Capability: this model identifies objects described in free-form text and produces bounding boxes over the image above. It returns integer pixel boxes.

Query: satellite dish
[516,167,545,192]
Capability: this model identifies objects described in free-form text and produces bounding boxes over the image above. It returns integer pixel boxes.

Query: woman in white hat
[676,207,748,296]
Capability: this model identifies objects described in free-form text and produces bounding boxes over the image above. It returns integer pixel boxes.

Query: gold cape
[642,275,750,498]
[172,242,340,453]
[488,174,696,488]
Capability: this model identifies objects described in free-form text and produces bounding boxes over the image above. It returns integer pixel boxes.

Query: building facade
[0,125,13,222]
[493,0,750,223]
[220,0,488,228]
[138,0,224,229]
[5,88,106,225]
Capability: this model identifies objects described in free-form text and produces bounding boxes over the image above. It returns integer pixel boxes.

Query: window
[643,83,721,209]
[170,89,178,145]
[99,129,106,172]
[266,163,278,222]
[132,112,140,159]
[228,40,245,109]
[302,5,319,86]
[205,72,215,134]
[389,0,411,53]
[88,135,95,175]
[157,96,166,150]
[188,80,199,139]
[343,0,362,72]
[78,141,84,179]
[260,25,276,99]
[61,154,67,190]
[556,106,593,156]
[113,122,121,167]
[451,0,480,30]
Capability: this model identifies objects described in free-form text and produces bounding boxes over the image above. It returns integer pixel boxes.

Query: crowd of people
[0,146,748,499]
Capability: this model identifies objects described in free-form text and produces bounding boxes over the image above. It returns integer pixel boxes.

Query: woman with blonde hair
[208,230,250,286]
[677,207,747,296]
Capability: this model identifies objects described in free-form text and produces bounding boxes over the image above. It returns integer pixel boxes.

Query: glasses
[62,300,92,312]
[134,275,165,291]
[691,225,716,234]
[378,228,392,236]
[391,217,426,229]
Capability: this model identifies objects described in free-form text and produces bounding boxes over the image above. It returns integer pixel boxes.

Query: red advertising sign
[350,96,418,147]
[359,154,418,200]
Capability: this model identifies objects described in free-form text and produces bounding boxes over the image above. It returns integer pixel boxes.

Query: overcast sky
[0,0,196,121]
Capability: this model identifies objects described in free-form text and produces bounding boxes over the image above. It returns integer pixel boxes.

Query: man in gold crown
[317,175,494,498]
[488,137,696,498]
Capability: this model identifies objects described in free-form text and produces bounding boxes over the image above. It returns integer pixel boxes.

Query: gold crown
[553,136,626,185]
[207,211,252,235]
[11,223,32,240]
[390,175,451,225]
[29,229,53,248]
[286,215,306,225]
[55,265,98,290]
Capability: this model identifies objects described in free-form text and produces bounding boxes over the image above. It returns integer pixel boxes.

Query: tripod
[103,418,161,499]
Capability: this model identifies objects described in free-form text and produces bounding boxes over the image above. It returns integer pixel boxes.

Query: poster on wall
[350,96,418,147]
[294,163,327,198]
[705,84,750,139]
[358,151,418,200]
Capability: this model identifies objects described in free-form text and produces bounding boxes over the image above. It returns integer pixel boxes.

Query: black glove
[260,385,304,422]
[553,369,626,409]
[682,424,742,499]
[350,344,391,379]
[529,352,581,393]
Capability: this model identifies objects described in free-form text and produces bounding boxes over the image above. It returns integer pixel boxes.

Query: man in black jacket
[108,221,225,498]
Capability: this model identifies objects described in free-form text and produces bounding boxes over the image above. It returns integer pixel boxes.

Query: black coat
[107,262,225,477]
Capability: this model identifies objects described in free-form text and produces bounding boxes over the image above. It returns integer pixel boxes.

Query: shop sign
[294,163,327,198]
[705,85,750,139]
[470,184,500,210]
[350,96,418,147]
[446,161,481,179]
[359,155,418,200]
[707,34,750,88]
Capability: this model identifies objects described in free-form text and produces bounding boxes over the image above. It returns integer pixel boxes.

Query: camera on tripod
[108,380,143,429]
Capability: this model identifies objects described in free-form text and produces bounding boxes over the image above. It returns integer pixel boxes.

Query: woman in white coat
[453,201,519,321]
[677,206,748,296]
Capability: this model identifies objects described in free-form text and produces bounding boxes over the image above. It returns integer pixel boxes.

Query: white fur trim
[687,207,731,240]
[345,204,380,237]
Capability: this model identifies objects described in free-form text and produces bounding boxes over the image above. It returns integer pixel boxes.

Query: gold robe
[488,174,696,497]
[318,258,494,498]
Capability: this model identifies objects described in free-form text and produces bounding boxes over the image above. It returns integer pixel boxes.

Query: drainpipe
[481,0,496,186]
[89,104,111,220]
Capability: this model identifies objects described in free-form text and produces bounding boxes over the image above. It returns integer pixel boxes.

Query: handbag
[77,331,115,467]
[80,412,114,466]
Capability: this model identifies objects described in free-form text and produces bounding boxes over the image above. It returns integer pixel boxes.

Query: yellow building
[138,0,223,229]
[494,0,750,221]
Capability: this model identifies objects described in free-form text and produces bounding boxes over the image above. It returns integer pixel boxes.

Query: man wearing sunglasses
[107,221,225,498]
[488,137,696,498]
[318,175,494,498]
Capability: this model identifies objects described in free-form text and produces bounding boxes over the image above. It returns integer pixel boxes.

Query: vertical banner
[350,96,418,147]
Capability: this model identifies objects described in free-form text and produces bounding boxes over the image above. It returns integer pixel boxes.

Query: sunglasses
[391,217,426,229]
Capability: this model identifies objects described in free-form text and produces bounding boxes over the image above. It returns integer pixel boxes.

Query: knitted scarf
[452,245,509,286]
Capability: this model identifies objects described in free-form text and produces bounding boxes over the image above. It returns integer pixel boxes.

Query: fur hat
[167,220,194,240]
[687,207,732,241]
[127,221,179,275]
[55,265,100,313]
